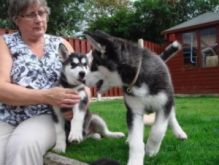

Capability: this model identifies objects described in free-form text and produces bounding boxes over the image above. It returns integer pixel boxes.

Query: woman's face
[14,4,48,40]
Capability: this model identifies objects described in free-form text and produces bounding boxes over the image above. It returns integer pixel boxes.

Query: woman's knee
[7,130,47,155]
[7,115,56,154]
[5,134,45,165]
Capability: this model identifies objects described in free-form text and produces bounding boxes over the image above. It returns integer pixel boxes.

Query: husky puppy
[52,43,125,153]
[84,31,188,165]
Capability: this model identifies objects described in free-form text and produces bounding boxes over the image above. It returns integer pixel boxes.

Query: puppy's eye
[72,58,79,64]
[81,58,87,65]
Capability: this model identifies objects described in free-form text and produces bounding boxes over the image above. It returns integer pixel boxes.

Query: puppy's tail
[160,41,182,62]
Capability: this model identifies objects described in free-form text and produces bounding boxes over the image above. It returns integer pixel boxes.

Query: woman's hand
[43,87,81,108]
[44,87,91,121]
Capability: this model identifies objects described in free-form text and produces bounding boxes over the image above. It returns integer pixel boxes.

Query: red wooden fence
[0,29,164,98]
[144,40,165,54]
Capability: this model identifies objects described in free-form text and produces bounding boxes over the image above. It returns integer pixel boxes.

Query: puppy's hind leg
[145,110,169,157]
[53,122,67,153]
[91,114,125,138]
[169,106,187,140]
[52,108,66,153]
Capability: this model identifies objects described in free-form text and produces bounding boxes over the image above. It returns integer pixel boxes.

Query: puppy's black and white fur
[52,44,125,153]
[84,31,188,165]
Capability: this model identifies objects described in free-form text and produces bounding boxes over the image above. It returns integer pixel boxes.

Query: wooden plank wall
[167,54,219,94]
[165,32,219,94]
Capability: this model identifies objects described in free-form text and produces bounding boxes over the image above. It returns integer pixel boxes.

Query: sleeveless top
[0,32,63,126]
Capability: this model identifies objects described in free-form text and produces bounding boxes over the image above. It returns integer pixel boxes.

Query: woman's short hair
[8,0,50,23]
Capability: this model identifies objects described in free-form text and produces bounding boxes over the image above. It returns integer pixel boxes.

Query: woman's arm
[0,37,80,107]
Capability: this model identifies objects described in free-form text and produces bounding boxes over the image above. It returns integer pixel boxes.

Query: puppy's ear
[84,31,106,54]
[86,50,93,66]
[58,43,69,62]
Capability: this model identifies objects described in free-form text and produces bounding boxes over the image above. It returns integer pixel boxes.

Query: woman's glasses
[20,10,48,20]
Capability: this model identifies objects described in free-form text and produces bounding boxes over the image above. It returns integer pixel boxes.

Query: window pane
[182,32,197,66]
[200,27,219,67]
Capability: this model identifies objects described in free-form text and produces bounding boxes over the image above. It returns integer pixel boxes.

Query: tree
[88,0,219,43]
[88,7,136,39]
[46,0,85,36]
[88,0,175,42]
[85,0,131,18]
[81,0,132,35]
[0,0,11,28]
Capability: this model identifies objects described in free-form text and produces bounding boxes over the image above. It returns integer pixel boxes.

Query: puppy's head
[85,31,123,93]
[58,44,90,86]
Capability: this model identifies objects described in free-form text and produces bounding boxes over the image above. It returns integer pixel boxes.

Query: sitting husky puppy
[84,31,188,165]
[52,43,125,153]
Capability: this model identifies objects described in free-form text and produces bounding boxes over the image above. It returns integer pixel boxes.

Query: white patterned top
[0,32,63,125]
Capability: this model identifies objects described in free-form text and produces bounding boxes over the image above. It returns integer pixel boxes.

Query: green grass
[59,97,219,165]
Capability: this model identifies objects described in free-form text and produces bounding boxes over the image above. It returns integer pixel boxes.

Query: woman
[0,0,91,165]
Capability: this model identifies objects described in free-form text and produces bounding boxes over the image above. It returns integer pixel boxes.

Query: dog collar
[127,55,142,93]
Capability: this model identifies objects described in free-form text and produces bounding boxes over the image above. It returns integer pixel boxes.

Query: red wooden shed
[162,12,219,94]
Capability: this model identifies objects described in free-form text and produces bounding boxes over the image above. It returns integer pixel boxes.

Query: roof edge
[162,20,219,35]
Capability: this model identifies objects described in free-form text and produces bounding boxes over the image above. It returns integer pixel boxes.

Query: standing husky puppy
[84,31,188,165]
[52,43,125,153]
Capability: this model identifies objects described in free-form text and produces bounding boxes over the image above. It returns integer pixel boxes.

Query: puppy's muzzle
[79,71,86,83]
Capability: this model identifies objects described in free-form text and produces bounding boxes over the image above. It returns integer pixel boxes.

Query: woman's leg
[5,114,56,165]
[0,122,15,165]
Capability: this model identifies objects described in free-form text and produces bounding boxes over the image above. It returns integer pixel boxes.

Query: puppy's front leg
[68,103,85,143]
[127,110,145,165]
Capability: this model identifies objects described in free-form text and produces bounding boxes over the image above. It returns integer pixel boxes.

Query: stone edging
[44,152,89,165]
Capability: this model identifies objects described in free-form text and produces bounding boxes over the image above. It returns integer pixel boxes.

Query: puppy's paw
[89,133,101,140]
[112,132,125,138]
[68,130,83,143]
[145,142,160,157]
[117,132,125,138]
[52,141,66,153]
[105,131,125,139]
[176,131,188,140]
[145,149,158,157]
[145,146,159,157]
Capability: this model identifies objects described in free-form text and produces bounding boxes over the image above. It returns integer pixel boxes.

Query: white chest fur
[124,83,168,114]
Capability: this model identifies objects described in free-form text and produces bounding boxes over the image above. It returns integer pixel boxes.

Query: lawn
[59,96,219,165]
